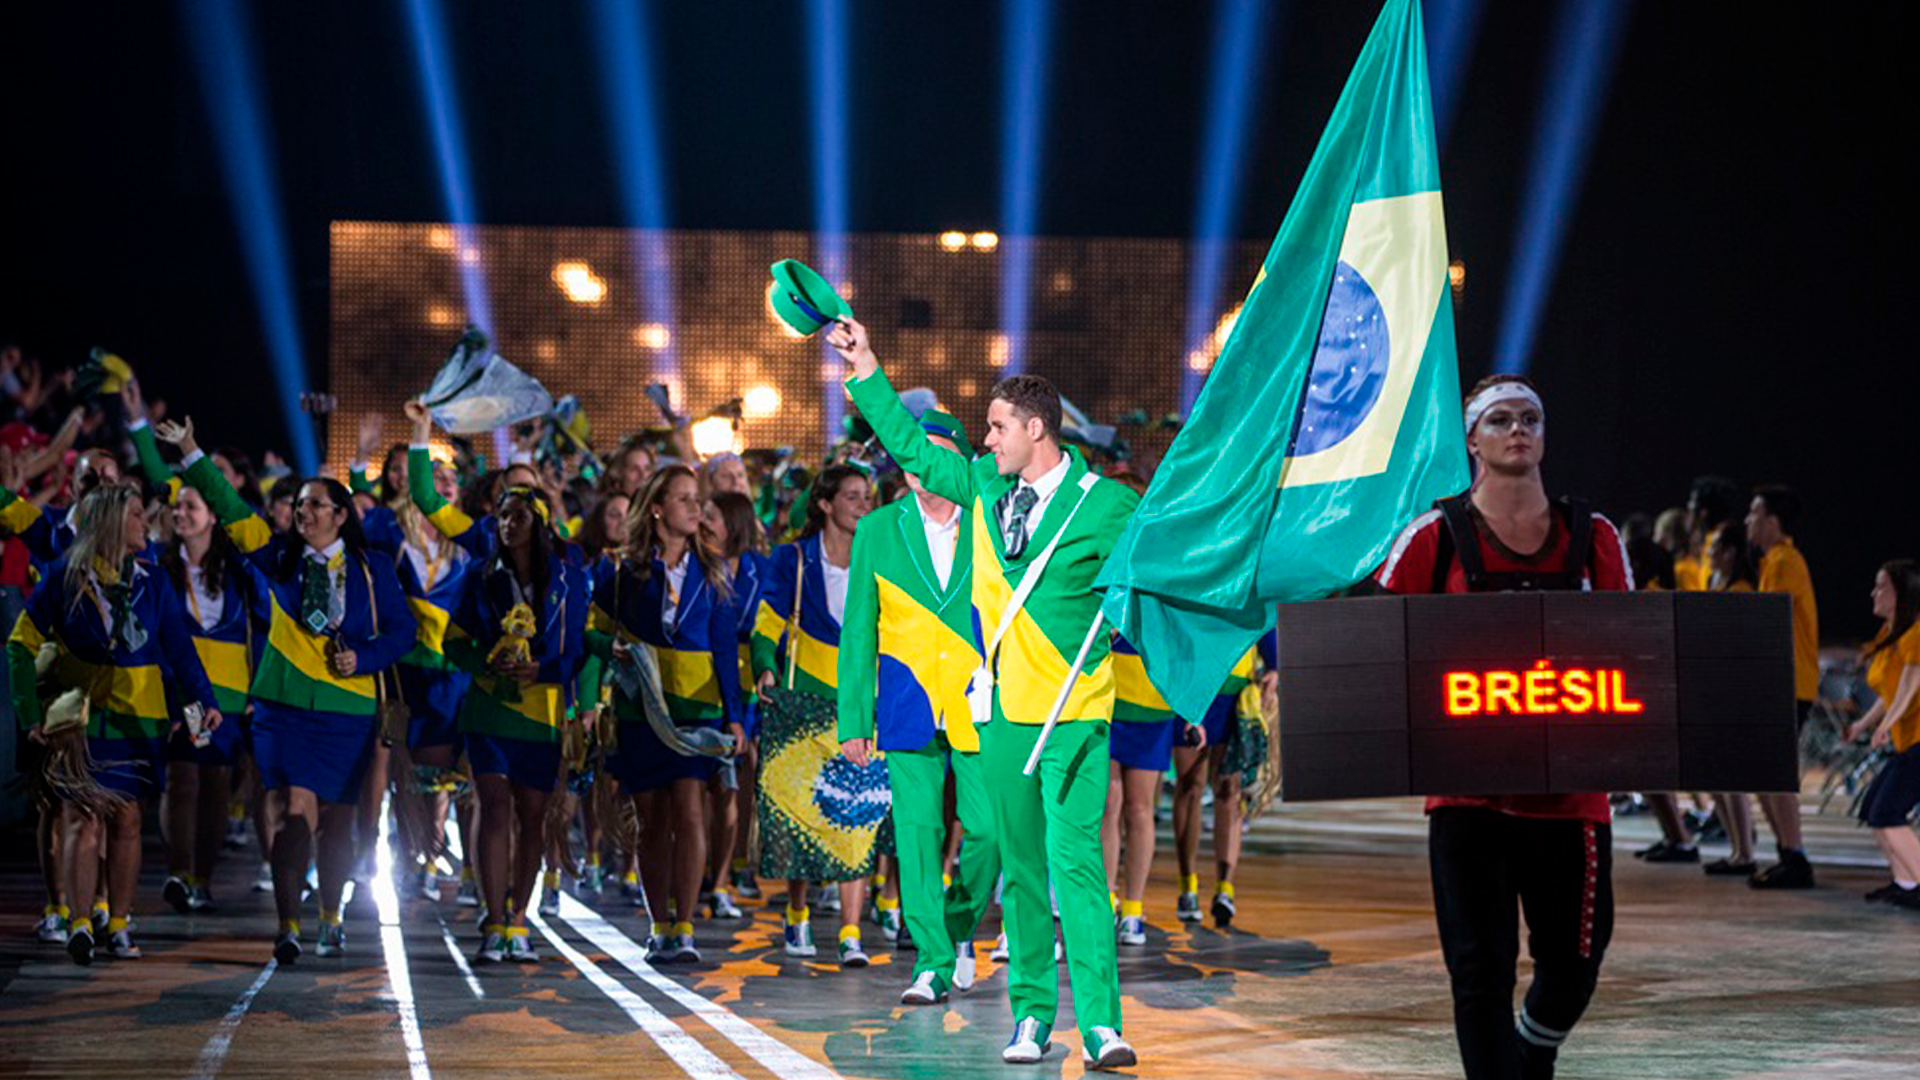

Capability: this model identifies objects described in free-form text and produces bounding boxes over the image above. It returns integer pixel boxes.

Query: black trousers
[1429,807,1614,1080]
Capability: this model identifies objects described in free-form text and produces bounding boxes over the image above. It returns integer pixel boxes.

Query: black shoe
[67,927,94,967]
[1889,886,1920,911]
[1637,840,1700,864]
[1703,858,1757,877]
[162,876,193,916]
[1865,882,1907,903]
[1749,852,1815,890]
[1692,815,1727,844]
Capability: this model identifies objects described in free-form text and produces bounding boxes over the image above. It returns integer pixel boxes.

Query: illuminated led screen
[328,222,1266,472]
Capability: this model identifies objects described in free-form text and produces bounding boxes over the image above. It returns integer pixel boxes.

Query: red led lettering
[1441,663,1641,718]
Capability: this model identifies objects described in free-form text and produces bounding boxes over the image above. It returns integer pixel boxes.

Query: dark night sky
[1,2,1909,639]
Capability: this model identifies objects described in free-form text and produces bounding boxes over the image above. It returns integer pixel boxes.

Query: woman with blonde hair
[6,482,223,964]
[592,464,744,963]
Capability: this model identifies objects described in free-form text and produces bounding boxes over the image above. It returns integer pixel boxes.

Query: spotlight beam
[400,0,492,334]
[589,0,679,380]
[999,0,1057,376]
[1491,0,1632,375]
[807,0,850,441]
[1179,0,1281,413]
[1423,0,1488,150]
[180,0,320,475]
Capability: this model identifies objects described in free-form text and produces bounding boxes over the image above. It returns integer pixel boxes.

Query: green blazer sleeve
[349,464,376,496]
[182,453,274,554]
[835,518,881,743]
[845,368,977,506]
[129,422,176,489]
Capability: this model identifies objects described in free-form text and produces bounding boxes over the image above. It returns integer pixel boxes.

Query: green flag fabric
[1097,0,1468,720]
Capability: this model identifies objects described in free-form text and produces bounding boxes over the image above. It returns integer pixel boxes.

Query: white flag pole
[1021,609,1108,777]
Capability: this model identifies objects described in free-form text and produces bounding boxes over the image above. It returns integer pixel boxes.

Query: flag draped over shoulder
[1098,0,1469,720]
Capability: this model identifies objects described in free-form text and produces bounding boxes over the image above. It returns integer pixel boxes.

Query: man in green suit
[830,319,1143,1071]
[837,409,1000,1007]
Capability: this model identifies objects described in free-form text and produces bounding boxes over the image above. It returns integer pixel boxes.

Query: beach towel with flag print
[1098,0,1469,720]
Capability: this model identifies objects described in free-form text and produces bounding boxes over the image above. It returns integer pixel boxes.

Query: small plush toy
[487,602,538,702]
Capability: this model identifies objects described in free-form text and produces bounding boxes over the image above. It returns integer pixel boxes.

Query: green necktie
[300,556,332,634]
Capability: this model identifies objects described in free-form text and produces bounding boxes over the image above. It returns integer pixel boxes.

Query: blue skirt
[251,699,378,805]
[90,734,168,797]
[1110,716,1177,773]
[607,717,718,794]
[466,731,562,793]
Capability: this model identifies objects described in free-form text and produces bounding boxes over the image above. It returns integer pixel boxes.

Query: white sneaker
[35,914,69,944]
[507,932,539,963]
[709,890,743,919]
[419,869,441,901]
[899,969,948,1005]
[253,863,274,893]
[476,929,508,963]
[456,878,481,908]
[839,935,870,969]
[815,886,841,914]
[1054,937,1063,962]
[90,907,110,934]
[188,885,215,912]
[663,933,700,964]
[990,932,1010,962]
[878,906,902,942]
[1175,891,1202,922]
[953,941,977,991]
[1117,915,1147,946]
[316,923,346,958]
[783,921,817,958]
[1002,1017,1051,1064]
[1081,1026,1136,1071]
[108,929,143,959]
[538,887,561,918]
[163,875,193,915]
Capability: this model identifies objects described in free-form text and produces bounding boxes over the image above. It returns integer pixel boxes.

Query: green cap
[768,259,851,336]
[919,409,969,448]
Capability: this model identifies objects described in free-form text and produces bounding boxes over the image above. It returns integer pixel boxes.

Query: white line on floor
[554,892,844,1080]
[187,959,277,1080]
[528,910,745,1080]
[374,799,432,1080]
[436,917,485,999]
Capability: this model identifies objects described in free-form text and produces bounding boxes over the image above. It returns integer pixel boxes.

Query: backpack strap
[1432,493,1485,592]
[1560,496,1594,587]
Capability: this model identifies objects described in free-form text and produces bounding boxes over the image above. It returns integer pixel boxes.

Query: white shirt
[823,559,850,627]
[917,497,962,591]
[305,538,347,628]
[661,550,690,638]
[186,563,225,631]
[1000,451,1071,550]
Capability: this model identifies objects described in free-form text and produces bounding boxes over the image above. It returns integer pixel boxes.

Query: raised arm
[158,417,274,556]
[403,399,488,555]
[829,318,977,505]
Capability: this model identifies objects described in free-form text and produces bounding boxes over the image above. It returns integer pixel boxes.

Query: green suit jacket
[836,493,981,752]
[846,368,1140,725]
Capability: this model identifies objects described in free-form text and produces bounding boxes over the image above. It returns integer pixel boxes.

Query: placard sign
[1276,591,1799,801]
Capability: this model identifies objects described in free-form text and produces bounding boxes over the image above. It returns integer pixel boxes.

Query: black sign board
[1277,591,1799,801]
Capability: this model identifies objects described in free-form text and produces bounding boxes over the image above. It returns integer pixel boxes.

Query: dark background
[1,2,1906,640]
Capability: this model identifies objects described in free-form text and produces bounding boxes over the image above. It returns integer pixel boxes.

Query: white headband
[1464,381,1544,434]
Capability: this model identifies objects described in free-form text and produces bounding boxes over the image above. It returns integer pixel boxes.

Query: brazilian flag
[1099,0,1469,719]
[755,688,891,883]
